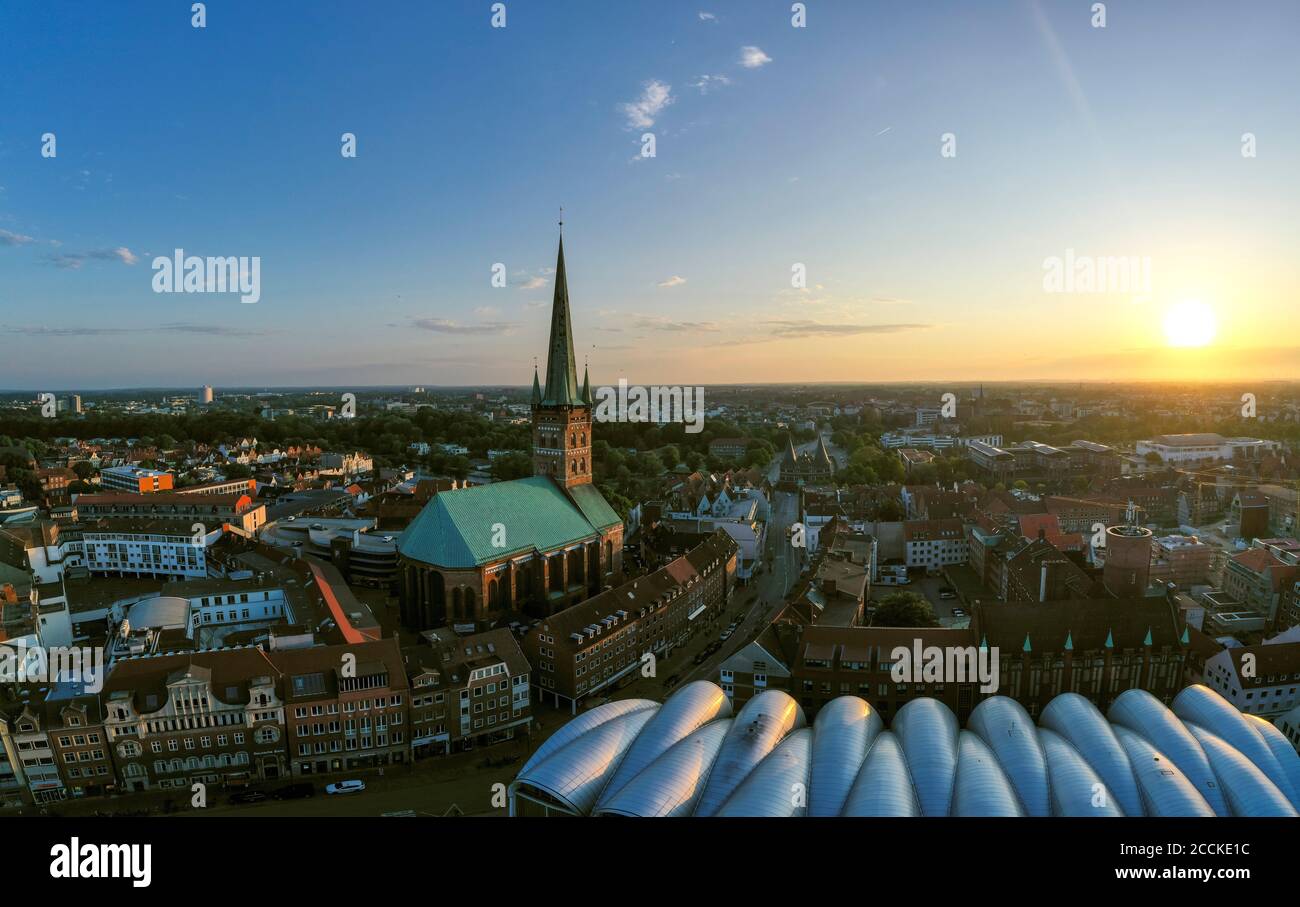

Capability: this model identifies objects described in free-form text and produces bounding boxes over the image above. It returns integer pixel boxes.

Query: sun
[1163,299,1217,348]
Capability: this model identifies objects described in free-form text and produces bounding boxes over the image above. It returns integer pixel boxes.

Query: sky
[1,0,1298,390]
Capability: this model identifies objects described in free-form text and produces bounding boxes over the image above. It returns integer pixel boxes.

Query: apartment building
[1222,546,1300,620]
[718,625,795,710]
[1198,633,1300,717]
[0,701,66,804]
[102,651,291,791]
[274,638,410,777]
[523,530,737,713]
[903,519,968,573]
[404,627,532,757]
[100,466,175,494]
[792,624,983,725]
[81,520,220,580]
[43,684,114,799]
[175,478,258,497]
[74,492,266,534]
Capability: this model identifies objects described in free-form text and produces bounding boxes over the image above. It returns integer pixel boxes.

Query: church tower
[532,233,594,487]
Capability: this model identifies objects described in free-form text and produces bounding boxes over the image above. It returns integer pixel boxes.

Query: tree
[876,499,904,521]
[635,451,664,476]
[72,461,96,481]
[490,452,533,482]
[872,591,939,628]
[223,463,253,479]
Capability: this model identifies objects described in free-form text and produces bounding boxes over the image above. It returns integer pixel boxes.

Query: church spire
[541,234,584,407]
[531,362,542,405]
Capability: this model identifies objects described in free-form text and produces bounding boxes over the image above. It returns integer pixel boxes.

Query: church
[397,235,624,632]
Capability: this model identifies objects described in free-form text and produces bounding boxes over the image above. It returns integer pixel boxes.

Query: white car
[325,780,366,795]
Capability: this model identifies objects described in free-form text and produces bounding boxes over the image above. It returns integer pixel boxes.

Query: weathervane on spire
[559,205,564,235]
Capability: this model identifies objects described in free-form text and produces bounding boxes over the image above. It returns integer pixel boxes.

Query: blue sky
[2,0,1297,389]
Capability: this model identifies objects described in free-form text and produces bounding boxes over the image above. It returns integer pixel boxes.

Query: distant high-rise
[200,385,214,404]
[62,394,82,414]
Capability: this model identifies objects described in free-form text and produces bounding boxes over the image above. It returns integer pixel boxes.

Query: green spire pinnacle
[540,235,584,407]
[1143,626,1153,647]
[1064,631,1073,651]
[531,365,542,405]
[1022,634,1032,653]
[1104,628,1114,649]
[581,364,592,405]
[1180,626,1190,645]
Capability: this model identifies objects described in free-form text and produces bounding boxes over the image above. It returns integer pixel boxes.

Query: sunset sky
[1,0,1297,389]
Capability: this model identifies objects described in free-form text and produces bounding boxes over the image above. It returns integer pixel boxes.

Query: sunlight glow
[1163,299,1217,348]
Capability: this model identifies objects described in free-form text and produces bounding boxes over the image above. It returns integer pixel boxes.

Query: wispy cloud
[4,322,273,338]
[0,229,36,247]
[763,320,930,338]
[657,275,688,288]
[739,46,772,69]
[89,247,139,265]
[690,74,731,94]
[518,276,548,290]
[619,80,674,130]
[634,315,720,332]
[698,11,717,22]
[409,318,516,335]
[45,253,86,270]
[41,246,139,269]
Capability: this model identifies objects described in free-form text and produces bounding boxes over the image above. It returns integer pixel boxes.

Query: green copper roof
[541,236,584,407]
[531,367,542,405]
[568,481,622,530]
[398,476,617,568]
[1064,631,1073,651]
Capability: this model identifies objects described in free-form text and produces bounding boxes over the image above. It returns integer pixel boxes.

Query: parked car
[720,628,733,641]
[273,782,315,800]
[951,608,967,617]
[325,780,366,795]
[228,790,268,805]
[939,591,957,600]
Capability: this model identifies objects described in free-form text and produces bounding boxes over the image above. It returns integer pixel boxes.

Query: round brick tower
[1104,524,1154,598]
